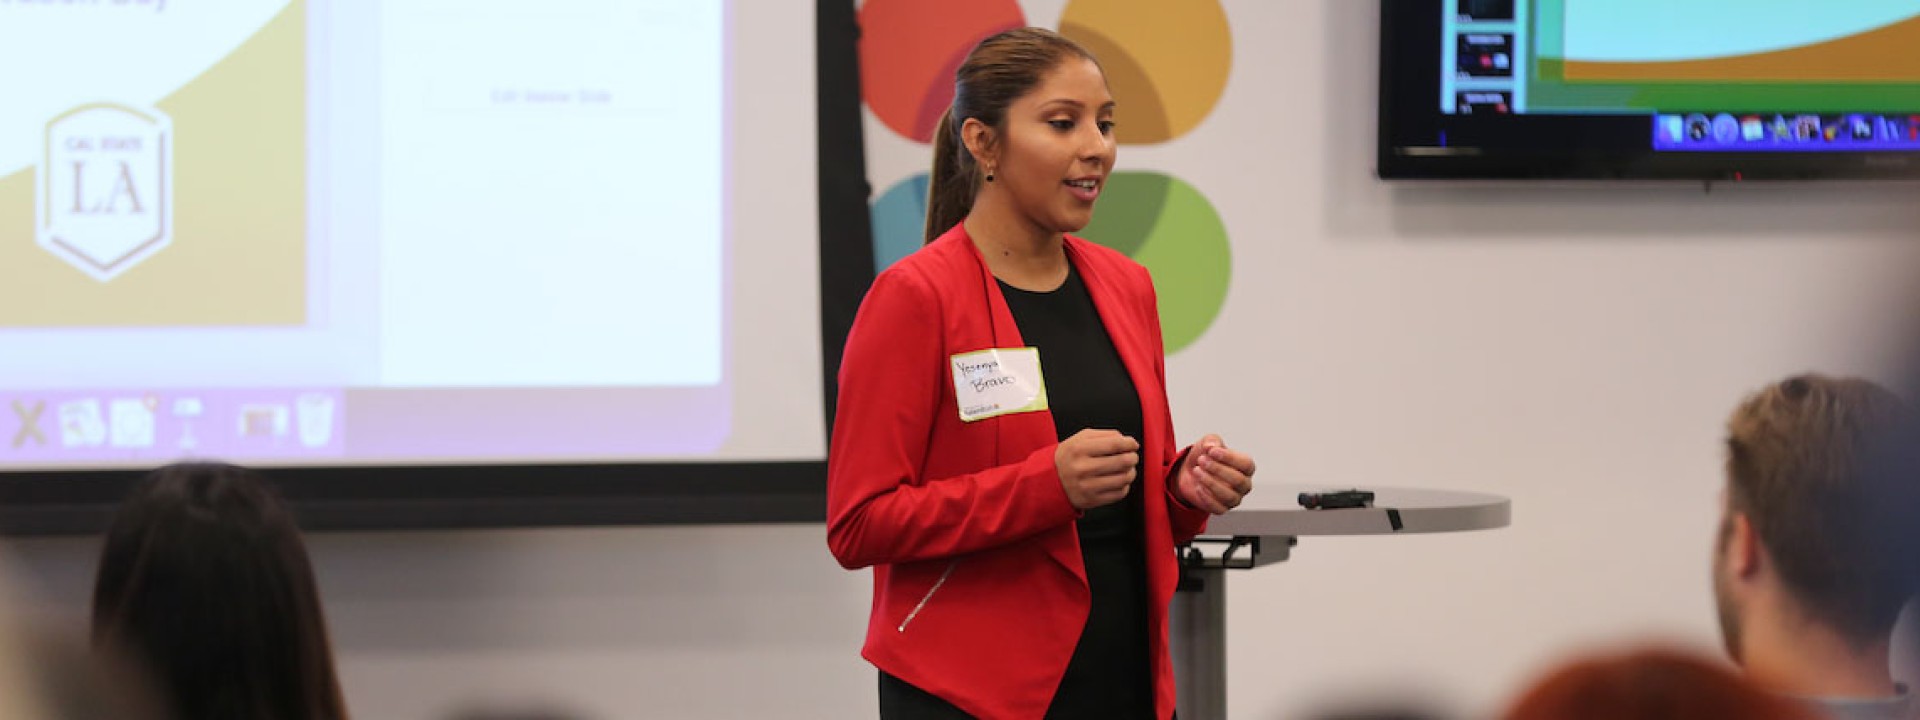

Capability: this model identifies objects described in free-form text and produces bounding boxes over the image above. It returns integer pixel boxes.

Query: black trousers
[879,672,1172,720]
[879,672,974,719]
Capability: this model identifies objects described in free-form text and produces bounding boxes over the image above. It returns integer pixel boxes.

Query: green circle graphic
[868,171,1229,353]
[1079,171,1231,354]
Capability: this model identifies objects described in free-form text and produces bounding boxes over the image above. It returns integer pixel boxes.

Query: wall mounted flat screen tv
[1378,0,1920,180]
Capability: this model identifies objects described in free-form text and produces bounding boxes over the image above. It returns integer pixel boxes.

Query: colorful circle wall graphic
[869,173,930,272]
[1058,0,1231,144]
[1078,172,1230,354]
[858,0,1026,143]
[861,0,1237,353]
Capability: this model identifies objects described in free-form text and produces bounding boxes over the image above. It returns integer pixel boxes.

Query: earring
[984,169,996,183]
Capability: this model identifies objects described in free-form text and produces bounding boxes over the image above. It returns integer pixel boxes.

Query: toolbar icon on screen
[10,400,47,449]
[59,399,106,448]
[295,394,335,448]
[1848,115,1874,141]
[108,397,157,449]
[238,404,289,440]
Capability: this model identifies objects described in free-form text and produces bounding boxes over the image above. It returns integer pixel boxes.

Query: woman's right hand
[1056,429,1140,510]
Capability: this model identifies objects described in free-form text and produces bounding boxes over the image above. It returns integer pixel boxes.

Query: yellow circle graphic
[1059,0,1232,144]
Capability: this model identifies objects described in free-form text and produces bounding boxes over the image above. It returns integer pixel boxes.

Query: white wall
[7,1,1920,718]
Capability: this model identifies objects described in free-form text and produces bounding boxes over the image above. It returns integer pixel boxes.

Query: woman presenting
[827,27,1257,720]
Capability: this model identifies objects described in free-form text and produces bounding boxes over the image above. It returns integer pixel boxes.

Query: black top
[1001,263,1154,719]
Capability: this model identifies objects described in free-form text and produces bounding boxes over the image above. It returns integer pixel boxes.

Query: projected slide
[0,1,825,468]
[0,2,305,321]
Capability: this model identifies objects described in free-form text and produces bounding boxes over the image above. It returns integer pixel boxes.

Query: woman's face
[984,57,1117,234]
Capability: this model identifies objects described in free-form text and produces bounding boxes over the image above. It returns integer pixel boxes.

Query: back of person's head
[1718,374,1920,652]
[92,462,346,720]
[1501,648,1822,720]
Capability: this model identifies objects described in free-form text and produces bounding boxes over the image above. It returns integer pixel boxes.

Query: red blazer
[827,224,1210,720]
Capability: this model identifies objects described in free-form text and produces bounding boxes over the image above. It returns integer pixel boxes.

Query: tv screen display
[1378,0,1920,179]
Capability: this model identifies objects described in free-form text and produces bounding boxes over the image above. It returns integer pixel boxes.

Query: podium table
[1170,486,1511,719]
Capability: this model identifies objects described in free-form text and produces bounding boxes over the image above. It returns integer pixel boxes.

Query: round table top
[1201,484,1510,537]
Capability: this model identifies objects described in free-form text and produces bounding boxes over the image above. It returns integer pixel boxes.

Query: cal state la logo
[37,104,174,282]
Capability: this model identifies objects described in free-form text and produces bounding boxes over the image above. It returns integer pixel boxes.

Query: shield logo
[37,104,174,282]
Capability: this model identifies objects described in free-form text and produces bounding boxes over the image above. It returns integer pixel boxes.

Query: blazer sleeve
[1143,268,1211,544]
[826,267,1080,570]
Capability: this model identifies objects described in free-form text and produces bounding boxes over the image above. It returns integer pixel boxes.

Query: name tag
[950,347,1048,422]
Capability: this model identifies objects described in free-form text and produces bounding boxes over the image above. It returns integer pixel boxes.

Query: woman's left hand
[1174,434,1255,515]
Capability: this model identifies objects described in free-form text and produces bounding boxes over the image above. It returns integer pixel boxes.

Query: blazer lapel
[1065,239,1171,505]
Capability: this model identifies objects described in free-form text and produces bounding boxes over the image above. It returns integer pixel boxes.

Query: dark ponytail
[922,27,1101,244]
[924,109,979,243]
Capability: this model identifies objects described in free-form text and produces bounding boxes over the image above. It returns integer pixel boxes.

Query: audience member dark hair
[1501,647,1821,720]
[92,462,347,720]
